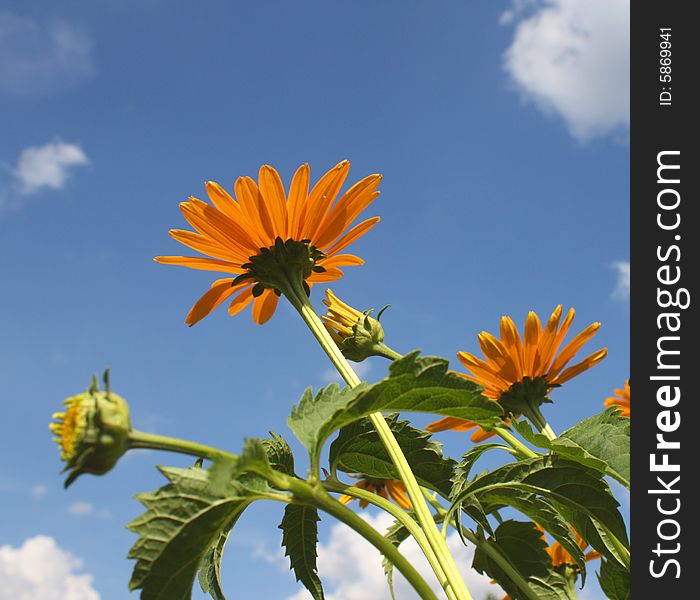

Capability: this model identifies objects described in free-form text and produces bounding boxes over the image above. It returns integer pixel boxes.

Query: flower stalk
[282,275,473,600]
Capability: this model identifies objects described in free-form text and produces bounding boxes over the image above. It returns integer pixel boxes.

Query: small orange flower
[156,161,381,325]
[339,476,411,510]
[604,380,630,418]
[427,306,606,440]
[542,527,601,568]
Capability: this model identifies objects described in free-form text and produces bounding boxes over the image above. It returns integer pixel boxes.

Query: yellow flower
[155,161,381,325]
[50,374,131,487]
[339,476,411,510]
[427,306,606,440]
[604,380,630,418]
[322,289,388,361]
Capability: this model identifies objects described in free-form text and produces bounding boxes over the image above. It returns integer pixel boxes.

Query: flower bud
[322,289,388,362]
[50,372,131,487]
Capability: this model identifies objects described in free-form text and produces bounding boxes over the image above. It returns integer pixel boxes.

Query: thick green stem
[284,278,472,600]
[128,430,237,462]
[522,401,557,441]
[287,478,440,600]
[323,480,456,600]
[374,342,404,361]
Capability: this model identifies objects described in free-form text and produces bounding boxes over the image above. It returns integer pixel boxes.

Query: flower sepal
[498,376,554,415]
[50,372,131,487]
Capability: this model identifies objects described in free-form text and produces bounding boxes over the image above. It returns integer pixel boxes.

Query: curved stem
[128,429,237,462]
[374,342,404,361]
[287,478,440,600]
[284,278,472,600]
[323,480,456,600]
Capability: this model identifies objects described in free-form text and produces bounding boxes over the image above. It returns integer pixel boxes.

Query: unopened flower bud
[322,290,391,362]
[50,372,131,487]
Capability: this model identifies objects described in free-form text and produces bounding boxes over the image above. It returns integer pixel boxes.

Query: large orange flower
[427,306,606,440]
[155,161,381,325]
[604,380,630,417]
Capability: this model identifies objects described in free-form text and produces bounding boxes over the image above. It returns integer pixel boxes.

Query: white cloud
[31,484,49,500]
[67,502,111,519]
[286,513,499,600]
[13,141,89,195]
[0,536,100,600]
[502,0,629,140]
[0,13,93,95]
[611,260,630,300]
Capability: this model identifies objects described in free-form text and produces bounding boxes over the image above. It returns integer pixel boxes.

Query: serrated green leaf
[329,414,456,497]
[452,455,629,570]
[597,559,630,600]
[280,504,324,600]
[381,518,412,600]
[289,352,502,465]
[127,466,256,600]
[197,505,248,600]
[473,520,572,600]
[262,432,296,476]
[513,409,630,488]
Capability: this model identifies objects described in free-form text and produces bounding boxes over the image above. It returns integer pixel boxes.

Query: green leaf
[280,504,324,600]
[381,518,412,600]
[452,455,629,570]
[473,520,572,600]
[329,414,456,497]
[513,409,630,488]
[289,352,502,465]
[128,466,256,600]
[476,490,586,580]
[262,432,296,476]
[597,559,630,600]
[197,506,248,600]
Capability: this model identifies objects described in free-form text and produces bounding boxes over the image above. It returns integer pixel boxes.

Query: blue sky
[0,1,629,599]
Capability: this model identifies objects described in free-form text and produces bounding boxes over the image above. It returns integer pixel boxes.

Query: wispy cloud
[611,260,630,301]
[501,0,629,141]
[67,501,111,519]
[321,360,372,385]
[1,140,89,209]
[0,536,100,600]
[0,12,93,95]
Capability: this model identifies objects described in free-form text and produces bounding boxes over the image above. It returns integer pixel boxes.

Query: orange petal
[154,256,245,273]
[252,289,279,324]
[522,312,542,376]
[234,176,276,246]
[258,165,288,238]
[325,216,380,256]
[549,322,601,376]
[288,163,310,239]
[228,286,255,316]
[307,267,345,283]
[185,279,240,326]
[303,160,350,241]
[386,481,412,510]
[425,417,477,432]
[470,428,497,442]
[319,253,365,268]
[168,229,243,263]
[552,348,607,385]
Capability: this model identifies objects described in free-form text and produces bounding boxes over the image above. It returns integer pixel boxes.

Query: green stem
[522,401,557,441]
[287,478,440,600]
[283,278,472,600]
[128,430,237,462]
[323,480,456,600]
[493,427,538,459]
[374,342,404,361]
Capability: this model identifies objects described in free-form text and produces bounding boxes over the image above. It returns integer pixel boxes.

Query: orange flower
[543,527,601,568]
[427,306,606,440]
[604,380,630,418]
[155,161,381,325]
[339,476,411,510]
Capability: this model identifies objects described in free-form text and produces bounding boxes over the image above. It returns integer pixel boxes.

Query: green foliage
[329,414,456,497]
[262,432,296,476]
[289,352,502,466]
[280,504,324,600]
[473,520,572,600]
[597,559,630,600]
[451,455,629,570]
[128,466,257,600]
[513,409,630,488]
[197,508,248,600]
